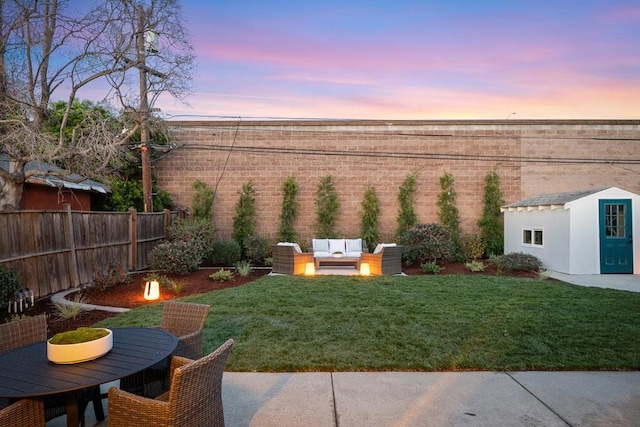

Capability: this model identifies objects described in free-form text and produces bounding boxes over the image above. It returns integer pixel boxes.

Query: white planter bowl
[47,328,113,364]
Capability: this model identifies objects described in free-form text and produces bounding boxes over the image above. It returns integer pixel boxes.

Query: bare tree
[0,0,195,210]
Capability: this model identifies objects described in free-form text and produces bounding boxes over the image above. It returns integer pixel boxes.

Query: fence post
[66,204,80,287]
[164,209,171,240]
[129,208,138,270]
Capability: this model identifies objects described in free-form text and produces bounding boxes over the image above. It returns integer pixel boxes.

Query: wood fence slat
[0,209,176,299]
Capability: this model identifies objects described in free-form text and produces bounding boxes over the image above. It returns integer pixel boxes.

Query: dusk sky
[153,1,640,120]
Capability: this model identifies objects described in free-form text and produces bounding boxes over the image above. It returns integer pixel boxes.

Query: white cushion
[314,251,331,258]
[277,242,302,253]
[312,239,329,252]
[329,239,346,254]
[373,243,397,254]
[346,238,362,252]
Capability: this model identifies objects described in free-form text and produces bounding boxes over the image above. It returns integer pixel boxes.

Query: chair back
[160,301,210,337]
[168,339,234,427]
[0,399,45,427]
[0,315,47,354]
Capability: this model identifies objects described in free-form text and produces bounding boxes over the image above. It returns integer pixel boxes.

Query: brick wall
[154,120,640,242]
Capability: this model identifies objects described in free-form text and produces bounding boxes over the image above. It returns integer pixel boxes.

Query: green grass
[95,274,640,372]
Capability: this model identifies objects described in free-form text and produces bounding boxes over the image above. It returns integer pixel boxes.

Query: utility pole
[137,5,153,213]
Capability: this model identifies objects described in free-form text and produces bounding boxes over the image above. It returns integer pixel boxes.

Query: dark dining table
[0,327,178,427]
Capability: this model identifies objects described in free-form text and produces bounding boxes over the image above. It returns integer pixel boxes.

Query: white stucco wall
[504,208,570,273]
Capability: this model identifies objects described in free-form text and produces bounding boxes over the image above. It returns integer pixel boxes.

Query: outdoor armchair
[0,398,45,427]
[108,339,234,427]
[159,300,211,360]
[360,245,404,275]
[121,300,211,398]
[272,243,313,275]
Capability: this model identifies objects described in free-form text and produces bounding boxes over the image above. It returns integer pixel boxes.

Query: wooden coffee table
[315,256,360,270]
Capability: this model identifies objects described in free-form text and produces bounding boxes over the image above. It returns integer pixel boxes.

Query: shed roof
[0,154,110,194]
[501,188,607,211]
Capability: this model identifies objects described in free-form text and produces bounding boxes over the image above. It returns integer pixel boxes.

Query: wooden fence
[0,206,179,299]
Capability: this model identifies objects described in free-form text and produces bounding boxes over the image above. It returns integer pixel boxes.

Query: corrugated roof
[502,188,607,209]
[0,153,110,194]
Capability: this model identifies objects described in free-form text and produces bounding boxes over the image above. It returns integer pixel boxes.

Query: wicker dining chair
[0,315,103,424]
[120,301,211,398]
[0,398,45,427]
[159,301,211,359]
[108,339,234,427]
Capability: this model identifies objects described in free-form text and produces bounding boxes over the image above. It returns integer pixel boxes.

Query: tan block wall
[154,120,640,242]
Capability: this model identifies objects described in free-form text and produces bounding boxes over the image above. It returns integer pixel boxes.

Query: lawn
[95,274,640,372]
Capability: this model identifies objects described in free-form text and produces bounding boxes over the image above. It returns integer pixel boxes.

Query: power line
[176,143,640,165]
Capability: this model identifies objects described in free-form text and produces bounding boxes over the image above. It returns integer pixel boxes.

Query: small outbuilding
[502,187,639,275]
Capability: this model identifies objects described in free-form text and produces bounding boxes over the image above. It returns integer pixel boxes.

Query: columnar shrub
[207,240,242,266]
[315,175,339,238]
[148,240,202,275]
[360,185,380,251]
[437,172,461,252]
[396,172,418,237]
[398,223,455,266]
[278,176,299,243]
[192,180,214,220]
[243,235,270,265]
[232,181,256,255]
[478,170,505,256]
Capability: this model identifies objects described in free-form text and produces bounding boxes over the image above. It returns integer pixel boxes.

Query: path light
[144,280,160,300]
[304,262,316,276]
[360,263,371,276]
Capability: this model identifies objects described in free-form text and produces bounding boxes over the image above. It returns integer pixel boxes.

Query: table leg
[64,392,80,427]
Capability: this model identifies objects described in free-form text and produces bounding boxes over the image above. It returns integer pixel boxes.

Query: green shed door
[599,199,633,274]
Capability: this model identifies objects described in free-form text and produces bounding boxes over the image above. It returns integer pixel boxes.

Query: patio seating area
[271,242,404,276]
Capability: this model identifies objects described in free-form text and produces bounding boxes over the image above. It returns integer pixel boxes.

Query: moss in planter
[49,327,109,345]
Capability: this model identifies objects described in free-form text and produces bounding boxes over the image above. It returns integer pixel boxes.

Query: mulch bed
[3,263,538,338]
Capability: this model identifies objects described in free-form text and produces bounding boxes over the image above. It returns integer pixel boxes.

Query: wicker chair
[159,301,210,359]
[272,244,313,275]
[121,301,211,398]
[108,339,234,427]
[0,315,103,424]
[0,399,45,427]
[360,245,404,275]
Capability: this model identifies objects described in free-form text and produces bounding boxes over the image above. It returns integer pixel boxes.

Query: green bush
[478,170,505,256]
[420,261,441,274]
[398,223,455,266]
[243,235,270,265]
[148,240,202,275]
[169,218,217,260]
[235,260,254,277]
[209,269,235,282]
[462,234,487,261]
[0,266,22,307]
[489,252,542,272]
[207,240,242,266]
[465,261,486,272]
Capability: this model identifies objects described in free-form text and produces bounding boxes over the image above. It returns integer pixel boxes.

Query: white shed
[501,187,640,275]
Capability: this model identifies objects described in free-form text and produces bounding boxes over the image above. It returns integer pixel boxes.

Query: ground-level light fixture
[360,263,371,276]
[144,280,160,300]
[304,262,316,276]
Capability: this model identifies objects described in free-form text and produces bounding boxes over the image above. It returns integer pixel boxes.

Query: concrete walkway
[51,371,640,427]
